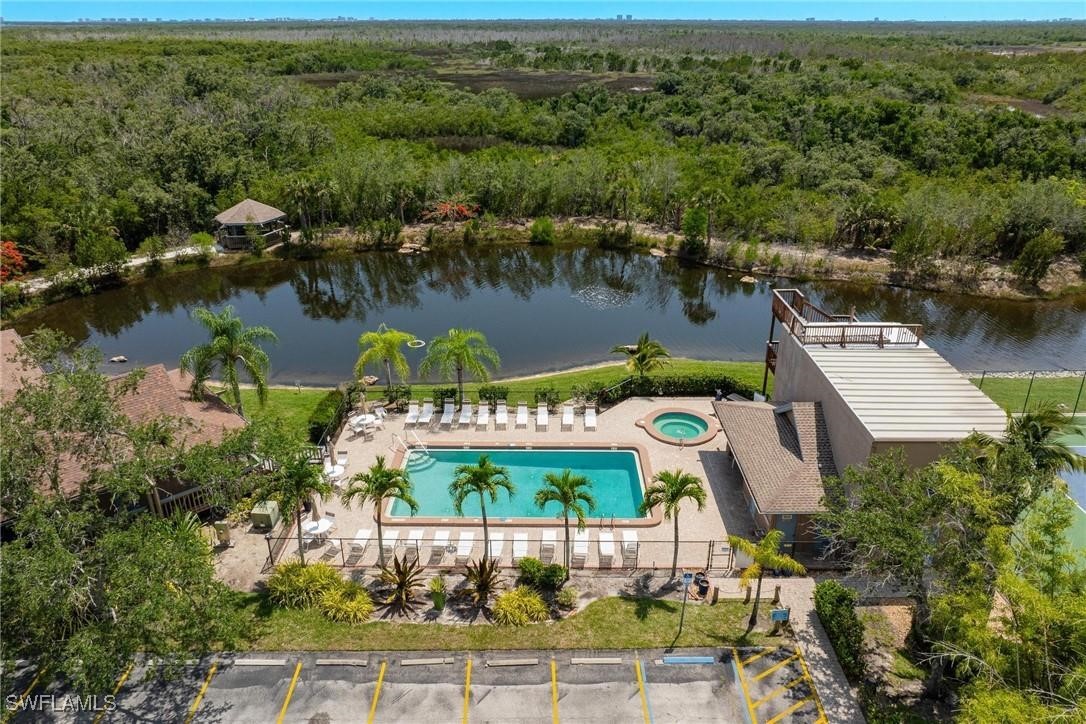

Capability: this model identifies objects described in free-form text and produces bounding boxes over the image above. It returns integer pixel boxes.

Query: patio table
[303,518,333,540]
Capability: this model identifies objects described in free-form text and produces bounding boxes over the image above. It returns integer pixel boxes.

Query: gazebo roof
[214,198,286,226]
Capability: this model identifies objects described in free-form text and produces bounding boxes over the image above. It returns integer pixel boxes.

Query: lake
[13,246,1086,385]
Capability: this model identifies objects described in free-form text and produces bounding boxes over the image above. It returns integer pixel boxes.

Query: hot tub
[637,408,719,446]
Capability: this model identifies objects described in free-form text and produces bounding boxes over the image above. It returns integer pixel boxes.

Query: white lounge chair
[512,532,528,563]
[440,399,455,427]
[572,529,590,567]
[455,531,475,563]
[336,450,348,467]
[405,401,420,426]
[419,399,435,426]
[476,404,490,430]
[431,530,450,562]
[622,530,638,563]
[536,404,549,431]
[488,532,505,562]
[598,531,615,568]
[458,402,473,427]
[584,405,597,432]
[405,528,425,560]
[379,529,399,559]
[540,530,557,562]
[351,528,372,555]
[561,404,574,431]
[495,400,508,429]
[516,402,528,428]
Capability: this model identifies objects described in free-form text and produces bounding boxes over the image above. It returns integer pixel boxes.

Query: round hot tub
[637,408,719,446]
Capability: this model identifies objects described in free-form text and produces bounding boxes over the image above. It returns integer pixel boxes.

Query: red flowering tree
[1,241,27,283]
[423,194,479,224]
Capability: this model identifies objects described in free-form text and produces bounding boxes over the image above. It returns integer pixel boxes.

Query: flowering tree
[0,241,27,282]
[423,194,479,223]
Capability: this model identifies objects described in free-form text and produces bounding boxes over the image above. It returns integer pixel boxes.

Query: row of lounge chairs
[344,527,640,567]
[405,399,597,431]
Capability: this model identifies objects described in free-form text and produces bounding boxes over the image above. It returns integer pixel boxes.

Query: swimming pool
[389,448,647,520]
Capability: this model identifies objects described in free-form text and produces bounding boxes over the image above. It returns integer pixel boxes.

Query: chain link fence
[968,369,1086,416]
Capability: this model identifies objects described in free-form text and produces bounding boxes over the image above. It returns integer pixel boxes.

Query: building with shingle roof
[213,198,288,250]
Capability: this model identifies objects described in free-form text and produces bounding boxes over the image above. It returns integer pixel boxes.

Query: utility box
[250,500,280,530]
[213,521,232,547]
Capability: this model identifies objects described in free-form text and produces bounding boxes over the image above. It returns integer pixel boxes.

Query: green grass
[237,593,769,651]
[890,650,926,681]
[971,375,1086,415]
[235,387,330,440]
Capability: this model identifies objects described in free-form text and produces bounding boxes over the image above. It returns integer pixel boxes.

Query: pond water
[13,245,1086,385]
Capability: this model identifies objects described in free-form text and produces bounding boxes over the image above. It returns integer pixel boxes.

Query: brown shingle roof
[2,329,43,403]
[214,198,286,226]
[712,400,837,514]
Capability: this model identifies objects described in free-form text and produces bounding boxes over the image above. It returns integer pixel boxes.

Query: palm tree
[179,305,278,418]
[449,454,514,556]
[976,401,1086,475]
[534,470,597,571]
[355,324,415,397]
[727,530,806,628]
[340,456,418,567]
[611,332,670,378]
[255,451,332,565]
[418,328,500,406]
[638,470,706,579]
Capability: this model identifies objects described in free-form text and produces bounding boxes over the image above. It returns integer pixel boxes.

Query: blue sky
[2,2,1084,22]
[2,2,1083,22]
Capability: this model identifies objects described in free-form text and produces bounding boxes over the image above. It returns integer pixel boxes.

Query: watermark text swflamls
[5,695,117,713]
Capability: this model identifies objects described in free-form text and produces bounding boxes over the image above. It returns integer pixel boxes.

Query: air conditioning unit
[213,521,232,547]
[250,500,281,530]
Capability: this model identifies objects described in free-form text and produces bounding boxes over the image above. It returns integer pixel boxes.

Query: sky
[2,1,1084,22]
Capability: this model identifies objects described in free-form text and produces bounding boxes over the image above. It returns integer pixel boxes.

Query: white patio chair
[455,531,475,563]
[540,529,557,563]
[536,403,549,431]
[598,531,615,568]
[621,530,638,563]
[431,530,450,563]
[488,532,505,562]
[561,404,574,431]
[379,529,399,559]
[572,529,590,567]
[336,450,348,467]
[440,399,455,427]
[515,402,528,428]
[476,404,490,430]
[405,401,420,427]
[495,400,508,429]
[458,401,473,427]
[512,532,529,563]
[584,405,597,432]
[419,399,435,426]
[351,528,372,556]
[405,528,425,561]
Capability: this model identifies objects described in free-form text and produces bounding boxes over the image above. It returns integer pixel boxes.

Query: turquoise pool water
[652,412,709,440]
[389,448,646,519]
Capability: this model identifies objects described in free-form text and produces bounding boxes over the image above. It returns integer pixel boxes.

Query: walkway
[15,245,213,295]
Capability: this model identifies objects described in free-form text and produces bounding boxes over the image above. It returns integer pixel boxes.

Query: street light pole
[678,571,693,640]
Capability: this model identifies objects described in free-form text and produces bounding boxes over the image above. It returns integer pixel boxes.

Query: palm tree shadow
[617,590,677,621]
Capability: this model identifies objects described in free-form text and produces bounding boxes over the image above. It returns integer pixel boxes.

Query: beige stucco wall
[771,332,874,473]
[870,440,950,469]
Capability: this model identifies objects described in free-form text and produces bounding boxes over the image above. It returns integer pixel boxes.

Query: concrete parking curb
[316,658,369,666]
[486,658,540,667]
[570,657,624,665]
[400,656,455,666]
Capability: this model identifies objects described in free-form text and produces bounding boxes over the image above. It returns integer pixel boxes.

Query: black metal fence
[969,370,1086,416]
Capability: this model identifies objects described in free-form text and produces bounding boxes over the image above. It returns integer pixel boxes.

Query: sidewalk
[15,245,212,295]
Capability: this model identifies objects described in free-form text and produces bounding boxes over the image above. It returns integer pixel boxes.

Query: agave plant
[378,554,425,615]
[463,557,504,609]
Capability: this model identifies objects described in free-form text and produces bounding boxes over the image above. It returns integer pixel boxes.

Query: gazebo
[213,198,289,250]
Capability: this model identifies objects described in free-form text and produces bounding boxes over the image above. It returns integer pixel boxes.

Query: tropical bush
[516,557,567,591]
[378,553,425,614]
[429,574,447,610]
[463,557,503,608]
[476,384,509,407]
[266,561,343,609]
[431,386,458,404]
[555,588,578,610]
[813,580,866,681]
[386,384,412,406]
[1012,229,1065,286]
[493,586,551,626]
[318,579,375,624]
[599,374,757,404]
[306,389,345,443]
[529,217,556,245]
[533,386,561,410]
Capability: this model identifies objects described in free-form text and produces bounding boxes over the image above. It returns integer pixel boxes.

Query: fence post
[1073,371,1086,419]
[977,370,986,390]
[1023,371,1036,412]
[265,532,274,570]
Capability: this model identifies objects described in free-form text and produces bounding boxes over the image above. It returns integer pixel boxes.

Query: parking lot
[4,648,826,724]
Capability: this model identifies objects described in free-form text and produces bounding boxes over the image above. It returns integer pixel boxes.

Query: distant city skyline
[2,1,1084,23]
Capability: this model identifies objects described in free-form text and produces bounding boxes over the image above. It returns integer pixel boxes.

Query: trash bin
[695,571,710,597]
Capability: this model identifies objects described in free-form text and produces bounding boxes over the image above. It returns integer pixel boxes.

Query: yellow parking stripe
[765,696,816,724]
[550,659,560,724]
[93,662,134,724]
[752,675,806,709]
[275,662,303,724]
[794,646,829,724]
[741,647,777,667]
[752,653,799,682]
[634,660,651,724]
[731,648,758,724]
[184,661,218,724]
[2,668,46,724]
[462,658,472,724]
[367,660,387,724]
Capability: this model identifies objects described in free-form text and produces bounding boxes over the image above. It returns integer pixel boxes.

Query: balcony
[770,289,922,348]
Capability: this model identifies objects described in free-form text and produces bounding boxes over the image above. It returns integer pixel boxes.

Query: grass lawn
[237,593,770,651]
[971,375,1086,415]
[236,387,331,441]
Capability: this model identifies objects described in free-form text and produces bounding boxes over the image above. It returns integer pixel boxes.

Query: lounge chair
[540,530,557,562]
[512,532,528,563]
[476,404,490,430]
[440,399,455,427]
[515,402,528,428]
[561,404,574,431]
[455,531,475,563]
[404,401,420,427]
[621,530,638,563]
[379,529,399,559]
[458,402,473,427]
[430,530,450,563]
[584,405,597,432]
[336,450,348,467]
[536,403,549,431]
[405,528,425,561]
[572,529,590,567]
[351,528,372,556]
[419,399,435,426]
[598,531,615,568]
[488,532,505,562]
[495,400,508,429]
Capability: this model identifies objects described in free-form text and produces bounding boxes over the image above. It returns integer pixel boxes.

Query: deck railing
[770,289,922,348]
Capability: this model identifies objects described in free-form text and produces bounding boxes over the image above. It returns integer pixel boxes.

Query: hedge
[306,389,346,444]
[588,373,758,405]
[813,580,866,681]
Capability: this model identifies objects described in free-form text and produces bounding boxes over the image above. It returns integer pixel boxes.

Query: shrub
[319,580,375,624]
[477,384,509,407]
[516,557,544,586]
[464,557,503,608]
[379,554,426,614]
[493,586,551,626]
[431,386,458,404]
[556,588,578,610]
[681,207,708,259]
[386,384,412,406]
[742,242,759,270]
[530,217,556,245]
[598,373,757,404]
[463,218,481,244]
[769,252,783,271]
[429,575,447,610]
[1,282,26,310]
[1,241,28,282]
[814,580,866,681]
[571,380,609,404]
[517,557,568,591]
[533,386,561,410]
[1013,229,1065,286]
[306,389,345,444]
[595,222,634,250]
[74,235,127,276]
[267,562,343,609]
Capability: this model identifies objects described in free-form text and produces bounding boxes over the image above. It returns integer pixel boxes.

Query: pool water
[653,412,709,441]
[390,448,646,519]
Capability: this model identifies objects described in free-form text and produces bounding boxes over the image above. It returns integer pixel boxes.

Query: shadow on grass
[616,591,677,621]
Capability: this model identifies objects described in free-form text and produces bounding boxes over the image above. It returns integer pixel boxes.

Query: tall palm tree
[340,456,417,567]
[638,469,706,579]
[534,470,597,571]
[179,305,278,418]
[727,530,806,628]
[611,332,670,378]
[355,324,415,397]
[255,451,332,565]
[418,328,500,406]
[449,454,514,556]
[976,401,1086,475]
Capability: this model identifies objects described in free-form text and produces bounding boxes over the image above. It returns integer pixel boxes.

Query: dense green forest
[2,21,1085,286]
